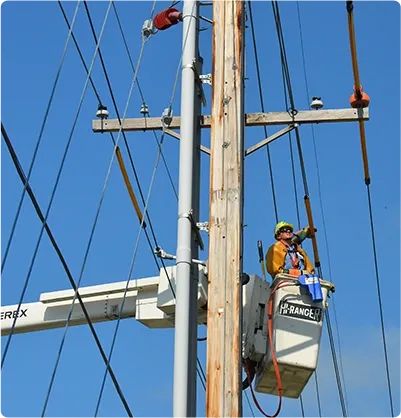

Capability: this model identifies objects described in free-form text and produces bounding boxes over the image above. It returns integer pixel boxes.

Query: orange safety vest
[265,240,315,278]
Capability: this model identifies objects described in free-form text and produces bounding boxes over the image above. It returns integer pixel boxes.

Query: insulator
[350,86,370,108]
[153,8,182,31]
[310,97,324,110]
[96,104,109,119]
[140,104,149,115]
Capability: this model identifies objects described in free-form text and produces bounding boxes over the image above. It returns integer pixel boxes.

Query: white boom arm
[1,265,209,336]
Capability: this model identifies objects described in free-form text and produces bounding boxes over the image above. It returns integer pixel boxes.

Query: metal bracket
[199,73,212,86]
[196,221,209,232]
[161,107,173,127]
[199,15,213,24]
[245,124,298,156]
[188,210,204,250]
[190,59,207,106]
[154,246,206,266]
[178,210,205,251]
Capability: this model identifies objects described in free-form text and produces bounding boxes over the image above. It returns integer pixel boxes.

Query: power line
[366,185,394,417]
[314,371,322,417]
[295,1,349,411]
[244,389,256,417]
[1,1,112,371]
[1,121,133,418]
[111,1,178,200]
[196,357,206,391]
[324,304,348,417]
[59,2,205,404]
[271,1,347,416]
[247,0,279,223]
[345,2,393,415]
[51,29,146,417]
[57,1,173,294]
[85,0,178,243]
[89,3,207,412]
[299,393,305,417]
[111,2,147,103]
[1,0,82,274]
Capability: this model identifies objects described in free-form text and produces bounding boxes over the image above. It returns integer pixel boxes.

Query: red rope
[243,281,296,417]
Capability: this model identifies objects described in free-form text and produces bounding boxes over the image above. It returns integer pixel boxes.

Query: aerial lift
[1,263,334,400]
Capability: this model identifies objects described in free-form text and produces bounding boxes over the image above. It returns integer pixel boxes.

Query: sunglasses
[279,228,293,234]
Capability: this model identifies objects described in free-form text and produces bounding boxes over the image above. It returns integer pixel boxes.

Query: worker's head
[274,221,294,240]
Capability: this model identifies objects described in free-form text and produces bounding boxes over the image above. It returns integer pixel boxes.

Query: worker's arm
[292,227,316,245]
[265,244,285,277]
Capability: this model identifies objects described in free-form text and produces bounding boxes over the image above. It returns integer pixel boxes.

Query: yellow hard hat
[274,221,294,236]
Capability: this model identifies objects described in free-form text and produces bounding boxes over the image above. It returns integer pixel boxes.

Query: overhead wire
[271,2,311,415]
[299,393,305,417]
[271,1,348,416]
[314,371,322,417]
[0,28,136,416]
[50,28,145,418]
[247,0,279,223]
[111,1,178,200]
[295,1,348,412]
[346,2,394,416]
[196,357,207,391]
[1,1,112,371]
[85,0,179,243]
[244,390,256,418]
[59,1,205,403]
[0,123,133,418]
[1,0,81,274]
[58,1,171,289]
[90,2,208,412]
[0,0,138,416]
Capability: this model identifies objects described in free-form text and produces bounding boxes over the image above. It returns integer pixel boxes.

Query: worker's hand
[288,269,301,277]
[304,226,317,238]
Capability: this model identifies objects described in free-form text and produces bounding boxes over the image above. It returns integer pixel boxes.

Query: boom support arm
[1,266,209,335]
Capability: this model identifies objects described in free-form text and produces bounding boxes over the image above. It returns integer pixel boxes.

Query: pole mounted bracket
[187,59,208,106]
[154,246,206,266]
[196,221,209,232]
[183,210,205,251]
[199,73,212,85]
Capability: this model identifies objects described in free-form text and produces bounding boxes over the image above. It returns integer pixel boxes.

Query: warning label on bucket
[279,301,322,322]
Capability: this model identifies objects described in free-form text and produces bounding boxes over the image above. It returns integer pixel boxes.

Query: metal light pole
[173,1,200,416]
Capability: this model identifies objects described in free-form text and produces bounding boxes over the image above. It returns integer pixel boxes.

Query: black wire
[111,2,146,103]
[196,357,206,391]
[366,184,394,417]
[324,304,348,417]
[244,389,256,417]
[296,2,349,411]
[82,1,179,300]
[1,123,133,417]
[247,0,279,223]
[83,1,173,255]
[84,1,206,402]
[1,1,81,274]
[279,56,301,231]
[299,393,305,417]
[271,2,348,416]
[112,2,178,199]
[58,1,102,105]
[314,371,322,417]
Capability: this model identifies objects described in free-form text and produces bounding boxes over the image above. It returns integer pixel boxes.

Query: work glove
[304,226,317,238]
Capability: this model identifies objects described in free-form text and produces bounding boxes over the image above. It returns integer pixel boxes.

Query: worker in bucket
[265,221,315,278]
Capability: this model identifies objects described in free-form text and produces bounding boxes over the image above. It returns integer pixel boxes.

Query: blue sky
[1,1,400,417]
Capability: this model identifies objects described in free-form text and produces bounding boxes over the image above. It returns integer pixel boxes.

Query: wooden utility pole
[206,1,245,416]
